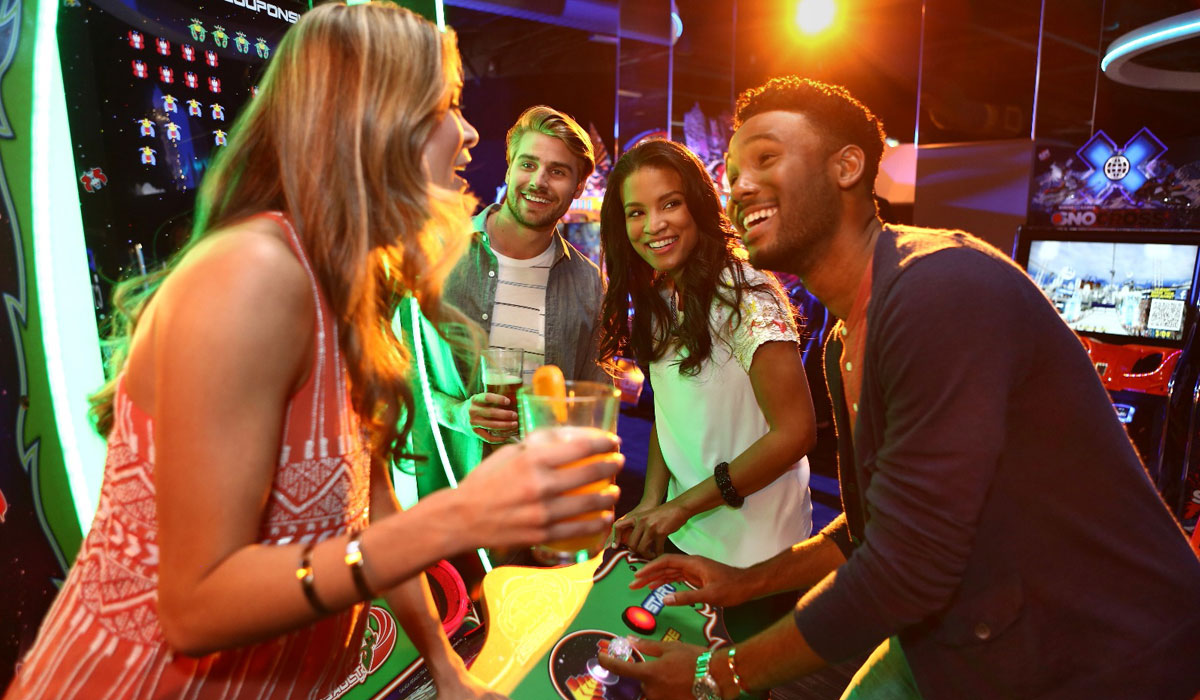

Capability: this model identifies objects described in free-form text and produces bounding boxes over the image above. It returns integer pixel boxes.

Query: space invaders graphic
[188,18,206,42]
[79,167,108,192]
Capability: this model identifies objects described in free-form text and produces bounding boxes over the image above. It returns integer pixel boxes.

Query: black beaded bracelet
[714,461,743,508]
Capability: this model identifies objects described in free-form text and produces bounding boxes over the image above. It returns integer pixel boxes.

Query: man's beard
[504,187,567,230]
[748,175,839,277]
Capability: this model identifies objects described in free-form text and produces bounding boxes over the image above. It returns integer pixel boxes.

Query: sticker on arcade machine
[548,631,644,700]
[188,18,207,43]
[79,167,108,193]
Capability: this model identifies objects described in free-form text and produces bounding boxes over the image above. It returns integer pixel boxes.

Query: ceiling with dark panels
[443,0,1200,194]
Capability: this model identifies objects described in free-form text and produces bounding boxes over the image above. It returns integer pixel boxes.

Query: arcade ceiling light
[795,0,836,35]
[1101,9,1200,91]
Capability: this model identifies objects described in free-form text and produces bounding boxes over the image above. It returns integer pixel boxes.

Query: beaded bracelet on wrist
[714,461,744,508]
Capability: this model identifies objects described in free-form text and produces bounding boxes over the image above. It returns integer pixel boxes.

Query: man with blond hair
[397,105,608,499]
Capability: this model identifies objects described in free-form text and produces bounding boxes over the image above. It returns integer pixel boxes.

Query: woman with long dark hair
[600,139,816,586]
[5,5,620,698]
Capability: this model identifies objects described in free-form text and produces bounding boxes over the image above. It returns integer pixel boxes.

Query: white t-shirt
[653,264,813,568]
[488,242,555,380]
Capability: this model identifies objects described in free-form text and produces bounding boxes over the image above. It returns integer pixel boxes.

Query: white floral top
[651,262,813,568]
[723,273,801,372]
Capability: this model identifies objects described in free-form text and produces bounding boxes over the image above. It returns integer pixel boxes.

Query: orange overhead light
[795,0,837,35]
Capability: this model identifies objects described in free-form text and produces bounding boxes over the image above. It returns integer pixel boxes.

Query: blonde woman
[4,4,620,699]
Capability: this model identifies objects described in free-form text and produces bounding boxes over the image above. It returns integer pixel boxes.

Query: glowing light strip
[409,299,491,572]
[33,0,106,530]
[1101,10,1200,90]
[435,0,445,31]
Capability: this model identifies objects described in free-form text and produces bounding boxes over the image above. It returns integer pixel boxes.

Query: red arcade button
[622,605,657,635]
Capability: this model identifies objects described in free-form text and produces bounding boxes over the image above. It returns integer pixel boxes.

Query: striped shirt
[488,242,555,380]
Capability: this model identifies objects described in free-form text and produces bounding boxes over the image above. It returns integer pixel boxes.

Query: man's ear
[833,145,868,191]
[572,176,587,201]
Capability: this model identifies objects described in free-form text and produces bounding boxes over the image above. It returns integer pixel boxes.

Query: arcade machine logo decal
[1076,128,1166,204]
[1044,127,1178,228]
[321,605,398,700]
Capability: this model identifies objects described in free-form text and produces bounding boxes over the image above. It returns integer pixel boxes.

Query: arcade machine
[1016,126,1200,537]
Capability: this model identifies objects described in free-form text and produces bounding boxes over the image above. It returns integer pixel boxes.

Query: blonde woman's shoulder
[162,214,313,334]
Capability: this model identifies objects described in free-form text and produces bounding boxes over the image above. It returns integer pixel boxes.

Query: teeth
[743,206,778,229]
[523,193,550,204]
[647,237,677,250]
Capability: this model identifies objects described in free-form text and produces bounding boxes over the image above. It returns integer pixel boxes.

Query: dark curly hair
[597,139,789,375]
[735,76,887,192]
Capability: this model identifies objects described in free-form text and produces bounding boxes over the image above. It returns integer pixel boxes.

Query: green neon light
[32,0,107,531]
[409,298,492,573]
[1102,14,1200,72]
[435,0,444,31]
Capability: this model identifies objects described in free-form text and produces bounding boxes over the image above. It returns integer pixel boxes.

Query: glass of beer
[518,380,621,565]
[482,348,524,437]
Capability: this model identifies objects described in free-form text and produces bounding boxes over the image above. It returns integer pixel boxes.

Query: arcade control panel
[470,548,730,699]
[335,549,729,700]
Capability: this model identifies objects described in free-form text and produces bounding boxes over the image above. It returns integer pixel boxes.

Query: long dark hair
[597,139,787,375]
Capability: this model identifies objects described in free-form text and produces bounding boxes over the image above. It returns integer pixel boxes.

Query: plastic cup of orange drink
[518,378,621,565]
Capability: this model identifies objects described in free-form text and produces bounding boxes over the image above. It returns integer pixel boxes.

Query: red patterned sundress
[7,213,373,699]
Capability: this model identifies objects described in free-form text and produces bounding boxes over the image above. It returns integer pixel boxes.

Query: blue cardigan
[796,225,1200,699]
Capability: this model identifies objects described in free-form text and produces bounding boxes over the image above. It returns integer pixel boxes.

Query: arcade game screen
[1026,240,1198,343]
[58,0,302,333]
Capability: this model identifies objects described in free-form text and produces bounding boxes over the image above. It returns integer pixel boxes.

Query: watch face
[691,675,721,700]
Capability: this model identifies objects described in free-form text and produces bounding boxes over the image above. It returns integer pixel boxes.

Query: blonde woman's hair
[90,2,477,468]
[504,105,595,186]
